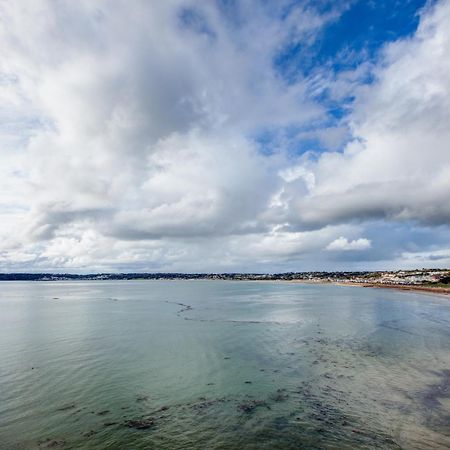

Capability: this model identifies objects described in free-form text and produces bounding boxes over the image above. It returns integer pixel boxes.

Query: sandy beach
[277,279,450,296]
[333,281,450,296]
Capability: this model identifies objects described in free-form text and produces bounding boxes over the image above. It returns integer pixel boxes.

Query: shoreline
[268,279,450,297]
[333,281,450,297]
[353,282,450,296]
[1,277,449,297]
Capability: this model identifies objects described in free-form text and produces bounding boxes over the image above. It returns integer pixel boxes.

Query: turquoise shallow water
[0,280,449,449]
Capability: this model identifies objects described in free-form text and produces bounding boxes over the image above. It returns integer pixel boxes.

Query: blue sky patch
[274,0,429,80]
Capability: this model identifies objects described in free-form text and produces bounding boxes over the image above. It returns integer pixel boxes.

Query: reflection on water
[0,280,449,449]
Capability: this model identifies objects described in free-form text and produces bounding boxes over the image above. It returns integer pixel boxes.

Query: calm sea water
[0,280,449,449]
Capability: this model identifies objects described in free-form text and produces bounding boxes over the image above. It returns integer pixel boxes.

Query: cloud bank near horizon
[0,0,449,272]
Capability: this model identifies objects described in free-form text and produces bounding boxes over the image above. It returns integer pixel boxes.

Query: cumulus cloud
[0,0,449,271]
[290,0,450,229]
[326,237,372,252]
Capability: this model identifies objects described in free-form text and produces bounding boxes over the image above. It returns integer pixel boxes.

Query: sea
[0,280,449,449]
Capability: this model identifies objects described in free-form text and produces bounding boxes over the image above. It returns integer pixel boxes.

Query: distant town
[1,269,449,286]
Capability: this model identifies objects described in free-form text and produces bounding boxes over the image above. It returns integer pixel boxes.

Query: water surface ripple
[0,280,449,449]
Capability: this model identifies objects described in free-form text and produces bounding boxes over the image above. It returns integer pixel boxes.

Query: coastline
[273,279,450,297]
[334,281,450,296]
[1,276,449,297]
[359,282,449,295]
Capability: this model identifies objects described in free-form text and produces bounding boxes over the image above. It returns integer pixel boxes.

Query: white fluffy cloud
[326,237,371,252]
[0,0,449,271]
[291,0,450,229]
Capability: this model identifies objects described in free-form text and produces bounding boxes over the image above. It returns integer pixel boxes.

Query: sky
[0,0,449,273]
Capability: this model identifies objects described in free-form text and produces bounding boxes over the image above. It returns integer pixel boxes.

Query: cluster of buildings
[0,269,449,285]
[346,269,449,285]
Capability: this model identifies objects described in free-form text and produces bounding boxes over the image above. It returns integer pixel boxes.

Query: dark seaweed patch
[56,403,76,412]
[125,418,155,429]
[237,399,269,413]
[419,369,450,430]
[37,438,66,448]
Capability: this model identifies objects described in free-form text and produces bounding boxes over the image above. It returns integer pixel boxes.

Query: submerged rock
[237,400,268,413]
[192,398,219,411]
[56,403,75,412]
[82,430,97,437]
[125,418,155,429]
[271,388,289,402]
[38,438,66,448]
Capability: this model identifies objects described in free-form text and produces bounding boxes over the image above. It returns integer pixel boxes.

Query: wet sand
[333,281,450,296]
[271,279,450,296]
